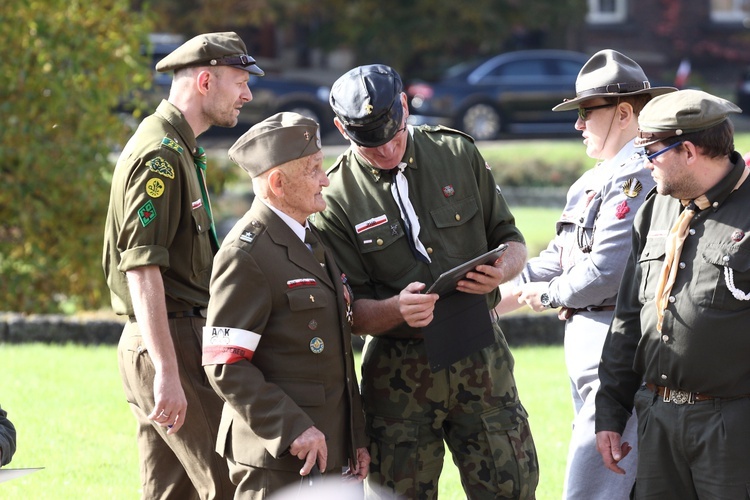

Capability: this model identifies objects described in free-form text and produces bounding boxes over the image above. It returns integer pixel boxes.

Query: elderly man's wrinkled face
[279,151,329,223]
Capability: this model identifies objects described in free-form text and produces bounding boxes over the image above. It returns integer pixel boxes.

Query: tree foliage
[0,0,152,313]
[145,0,587,78]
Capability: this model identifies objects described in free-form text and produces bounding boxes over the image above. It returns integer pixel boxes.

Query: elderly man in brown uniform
[103,32,263,499]
[202,112,369,499]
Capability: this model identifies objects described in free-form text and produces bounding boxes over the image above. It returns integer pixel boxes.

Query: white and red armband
[202,326,261,366]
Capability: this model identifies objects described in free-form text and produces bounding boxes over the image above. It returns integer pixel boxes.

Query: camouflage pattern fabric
[361,324,539,499]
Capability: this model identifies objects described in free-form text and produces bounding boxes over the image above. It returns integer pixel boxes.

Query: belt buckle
[664,388,695,405]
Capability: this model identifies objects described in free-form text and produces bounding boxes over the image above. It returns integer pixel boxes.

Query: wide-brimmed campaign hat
[553,49,675,111]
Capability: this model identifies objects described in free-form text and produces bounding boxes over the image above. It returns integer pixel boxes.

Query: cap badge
[304,131,310,141]
[364,103,374,115]
[622,178,643,198]
[732,229,745,242]
[309,337,324,354]
[442,185,455,198]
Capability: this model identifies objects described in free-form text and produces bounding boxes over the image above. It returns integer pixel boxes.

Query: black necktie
[305,228,326,267]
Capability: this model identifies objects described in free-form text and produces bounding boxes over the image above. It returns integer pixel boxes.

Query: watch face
[540,293,551,307]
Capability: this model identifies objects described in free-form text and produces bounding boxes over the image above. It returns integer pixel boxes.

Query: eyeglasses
[646,141,683,162]
[577,104,615,121]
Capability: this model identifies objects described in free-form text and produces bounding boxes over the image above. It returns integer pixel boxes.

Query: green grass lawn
[1,343,570,499]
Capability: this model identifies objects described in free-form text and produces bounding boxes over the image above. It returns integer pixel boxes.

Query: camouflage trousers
[361,324,539,499]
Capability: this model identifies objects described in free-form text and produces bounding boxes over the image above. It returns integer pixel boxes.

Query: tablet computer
[426,243,508,296]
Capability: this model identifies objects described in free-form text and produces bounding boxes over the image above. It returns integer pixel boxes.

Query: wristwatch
[540,292,552,309]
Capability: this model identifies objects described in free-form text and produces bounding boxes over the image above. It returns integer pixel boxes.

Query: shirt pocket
[638,235,666,303]
[429,196,486,260]
[699,244,750,310]
[356,221,417,282]
[190,207,213,280]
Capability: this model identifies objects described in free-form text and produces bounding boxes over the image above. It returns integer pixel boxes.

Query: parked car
[736,66,750,114]
[405,50,590,140]
[122,34,334,135]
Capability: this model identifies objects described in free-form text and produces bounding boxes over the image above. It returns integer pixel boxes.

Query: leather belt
[167,307,207,319]
[645,383,750,405]
[559,305,615,320]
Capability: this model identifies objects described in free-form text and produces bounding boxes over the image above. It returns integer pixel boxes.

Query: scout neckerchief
[193,146,220,252]
[655,166,750,331]
[390,162,431,263]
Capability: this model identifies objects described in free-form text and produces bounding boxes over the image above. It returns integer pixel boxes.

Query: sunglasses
[646,141,683,162]
[577,104,615,121]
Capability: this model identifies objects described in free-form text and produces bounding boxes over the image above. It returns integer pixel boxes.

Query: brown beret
[635,89,742,147]
[155,31,264,75]
[229,112,322,177]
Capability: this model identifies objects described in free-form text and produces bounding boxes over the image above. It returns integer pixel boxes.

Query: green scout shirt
[597,152,750,434]
[102,100,214,316]
[313,125,524,338]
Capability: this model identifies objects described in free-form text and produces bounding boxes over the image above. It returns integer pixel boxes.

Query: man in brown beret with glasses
[103,31,262,498]
[596,90,750,498]
[203,112,369,498]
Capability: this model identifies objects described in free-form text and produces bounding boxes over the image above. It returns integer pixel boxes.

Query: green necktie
[193,147,219,251]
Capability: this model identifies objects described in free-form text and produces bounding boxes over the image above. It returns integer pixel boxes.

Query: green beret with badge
[228,112,322,177]
[635,89,742,147]
[155,31,264,75]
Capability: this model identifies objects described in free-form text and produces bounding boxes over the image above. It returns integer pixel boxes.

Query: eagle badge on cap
[622,178,643,198]
[364,102,374,115]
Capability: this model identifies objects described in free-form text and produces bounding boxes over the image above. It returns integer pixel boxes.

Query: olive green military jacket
[103,100,213,315]
[313,125,524,338]
[203,199,366,471]
[597,152,750,434]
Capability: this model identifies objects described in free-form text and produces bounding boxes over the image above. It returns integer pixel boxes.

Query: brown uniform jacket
[204,199,366,471]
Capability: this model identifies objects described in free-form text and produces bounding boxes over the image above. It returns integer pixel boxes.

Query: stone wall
[0,312,564,347]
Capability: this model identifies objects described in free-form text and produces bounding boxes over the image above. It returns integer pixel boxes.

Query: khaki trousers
[118,316,234,499]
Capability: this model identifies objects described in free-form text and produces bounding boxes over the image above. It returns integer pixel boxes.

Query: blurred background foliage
[1,0,152,313]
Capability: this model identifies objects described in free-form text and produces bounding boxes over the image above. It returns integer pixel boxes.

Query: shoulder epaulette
[326,153,347,175]
[160,136,185,155]
[236,219,266,249]
[423,125,475,143]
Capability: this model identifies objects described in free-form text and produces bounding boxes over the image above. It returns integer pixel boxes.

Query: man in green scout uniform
[313,64,539,499]
[102,32,263,499]
[595,89,750,498]
[202,112,369,498]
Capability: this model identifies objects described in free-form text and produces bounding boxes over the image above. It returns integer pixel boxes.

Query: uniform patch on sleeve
[145,178,165,198]
[146,157,175,179]
[137,200,157,227]
[160,136,184,154]
[202,326,261,365]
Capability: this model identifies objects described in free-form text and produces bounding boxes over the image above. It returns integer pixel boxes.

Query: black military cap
[329,64,404,147]
[155,32,264,75]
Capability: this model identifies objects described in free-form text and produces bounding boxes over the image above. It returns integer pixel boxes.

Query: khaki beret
[155,31,264,75]
[229,112,322,177]
[635,89,742,147]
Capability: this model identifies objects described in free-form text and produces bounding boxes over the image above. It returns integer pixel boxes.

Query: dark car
[124,34,334,135]
[736,66,750,114]
[406,49,590,140]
